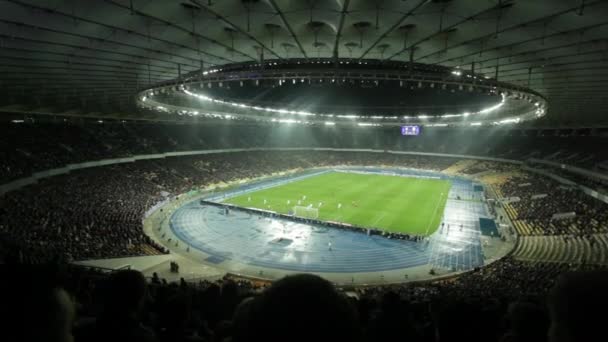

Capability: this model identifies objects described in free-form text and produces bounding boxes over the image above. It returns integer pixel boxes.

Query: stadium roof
[1,0,607,126]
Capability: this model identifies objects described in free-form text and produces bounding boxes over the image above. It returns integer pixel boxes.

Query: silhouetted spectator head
[158,292,199,342]
[433,300,484,342]
[232,274,359,342]
[74,269,156,342]
[2,265,75,342]
[548,270,608,342]
[502,302,549,342]
[367,290,418,341]
[102,269,147,317]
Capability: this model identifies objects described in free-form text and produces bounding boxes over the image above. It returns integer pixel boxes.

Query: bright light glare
[271,118,302,124]
[153,82,544,126]
[498,118,520,124]
[478,93,506,114]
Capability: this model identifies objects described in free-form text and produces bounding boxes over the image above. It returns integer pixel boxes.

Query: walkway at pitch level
[170,180,486,273]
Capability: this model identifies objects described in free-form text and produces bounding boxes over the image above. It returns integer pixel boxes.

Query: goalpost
[292,205,319,219]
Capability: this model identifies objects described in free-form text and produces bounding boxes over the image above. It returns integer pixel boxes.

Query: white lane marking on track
[425,192,445,236]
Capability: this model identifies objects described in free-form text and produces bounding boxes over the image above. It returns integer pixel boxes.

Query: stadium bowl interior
[2,1,608,341]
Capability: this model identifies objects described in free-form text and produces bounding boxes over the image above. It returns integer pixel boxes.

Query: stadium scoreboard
[401,125,421,136]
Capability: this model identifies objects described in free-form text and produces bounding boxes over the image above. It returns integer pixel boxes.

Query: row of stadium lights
[194,60,500,79]
[147,99,541,127]
[179,70,542,107]
[144,97,541,127]
[175,88,512,121]
[143,63,546,126]
[194,76,493,93]
[190,59,543,103]
[142,89,543,127]
[182,60,537,106]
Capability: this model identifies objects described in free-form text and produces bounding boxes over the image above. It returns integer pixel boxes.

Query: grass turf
[224,172,451,236]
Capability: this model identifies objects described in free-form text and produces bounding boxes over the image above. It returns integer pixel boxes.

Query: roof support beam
[441,40,606,68]
[0,55,195,76]
[416,0,605,63]
[388,2,508,61]
[431,23,608,65]
[191,0,282,60]
[268,0,308,60]
[0,34,203,69]
[358,0,430,60]
[8,0,236,63]
[0,47,184,73]
[0,19,201,66]
[103,0,255,61]
[332,0,350,62]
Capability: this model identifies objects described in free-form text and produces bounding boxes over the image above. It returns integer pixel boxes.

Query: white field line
[371,212,387,227]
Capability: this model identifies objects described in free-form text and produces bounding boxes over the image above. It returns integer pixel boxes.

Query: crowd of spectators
[497,174,608,236]
[3,258,608,342]
[3,122,608,341]
[3,131,607,259]
[459,161,520,175]
[0,163,170,262]
[2,121,608,185]
[528,162,608,195]
[0,120,463,184]
[1,151,456,262]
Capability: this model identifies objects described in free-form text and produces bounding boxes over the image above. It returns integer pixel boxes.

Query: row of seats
[484,170,608,267]
[441,159,478,175]
[513,234,608,265]
[511,216,608,236]
[495,173,608,236]
[458,161,520,175]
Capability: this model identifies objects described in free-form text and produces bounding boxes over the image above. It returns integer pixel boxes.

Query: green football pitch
[224,172,451,235]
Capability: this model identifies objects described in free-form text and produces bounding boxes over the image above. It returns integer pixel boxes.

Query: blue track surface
[170,168,487,273]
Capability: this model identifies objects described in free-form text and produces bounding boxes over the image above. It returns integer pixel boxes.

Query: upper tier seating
[2,122,608,184]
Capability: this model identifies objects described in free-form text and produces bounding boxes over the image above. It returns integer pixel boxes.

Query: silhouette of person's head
[232,274,359,342]
[548,270,608,342]
[503,302,548,342]
[433,300,485,342]
[102,269,147,318]
[159,293,191,334]
[2,265,75,342]
[75,269,155,342]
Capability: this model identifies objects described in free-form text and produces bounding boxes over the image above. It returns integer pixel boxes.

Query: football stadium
[1,1,608,341]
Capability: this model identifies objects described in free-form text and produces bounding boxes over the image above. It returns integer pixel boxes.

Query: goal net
[292,205,319,219]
